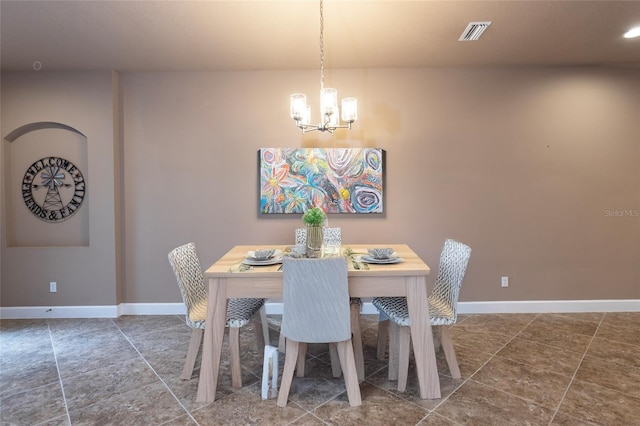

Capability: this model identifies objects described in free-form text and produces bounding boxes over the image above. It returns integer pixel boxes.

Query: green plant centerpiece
[302,206,326,258]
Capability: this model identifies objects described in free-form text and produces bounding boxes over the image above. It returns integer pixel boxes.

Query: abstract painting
[259,148,384,214]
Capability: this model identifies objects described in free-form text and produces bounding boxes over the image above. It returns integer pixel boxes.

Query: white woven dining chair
[294,227,307,245]
[372,239,471,391]
[277,257,362,407]
[168,242,270,386]
[284,227,364,381]
[294,227,342,248]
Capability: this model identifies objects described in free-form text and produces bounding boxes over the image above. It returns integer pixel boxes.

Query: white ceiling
[1,0,640,72]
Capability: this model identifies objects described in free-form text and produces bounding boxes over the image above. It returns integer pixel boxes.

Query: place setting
[242,249,284,266]
[358,247,404,264]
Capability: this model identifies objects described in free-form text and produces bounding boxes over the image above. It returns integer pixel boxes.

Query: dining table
[196,243,441,403]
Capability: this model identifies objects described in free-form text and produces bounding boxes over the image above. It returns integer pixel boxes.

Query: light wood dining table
[195,244,441,403]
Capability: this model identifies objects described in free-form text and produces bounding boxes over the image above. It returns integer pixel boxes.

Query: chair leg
[277,339,300,407]
[440,325,461,379]
[329,304,364,381]
[336,340,362,407]
[254,312,265,349]
[377,318,389,360]
[388,321,400,380]
[181,328,203,380]
[296,342,307,377]
[278,330,285,353]
[350,303,365,382]
[259,305,270,346]
[329,343,342,377]
[397,325,411,392]
[229,327,242,388]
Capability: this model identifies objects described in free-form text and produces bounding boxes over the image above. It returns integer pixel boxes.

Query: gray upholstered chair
[372,239,471,391]
[277,257,362,407]
[285,228,364,381]
[168,242,269,386]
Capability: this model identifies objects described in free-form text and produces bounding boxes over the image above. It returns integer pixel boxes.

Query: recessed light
[623,26,640,38]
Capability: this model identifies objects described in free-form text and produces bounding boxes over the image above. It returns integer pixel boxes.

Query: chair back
[294,228,307,245]
[281,257,351,343]
[430,239,471,322]
[322,227,342,245]
[168,242,207,328]
[294,227,342,246]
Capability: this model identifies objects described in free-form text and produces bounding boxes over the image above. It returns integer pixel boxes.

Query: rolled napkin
[368,247,395,259]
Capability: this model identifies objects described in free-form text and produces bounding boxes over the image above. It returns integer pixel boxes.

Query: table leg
[196,278,228,402]
[405,275,441,399]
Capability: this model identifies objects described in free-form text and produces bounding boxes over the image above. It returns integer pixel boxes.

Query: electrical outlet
[50,281,57,293]
[501,276,509,288]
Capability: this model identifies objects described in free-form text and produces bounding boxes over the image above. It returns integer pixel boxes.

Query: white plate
[243,255,283,266]
[359,255,404,264]
[246,249,282,261]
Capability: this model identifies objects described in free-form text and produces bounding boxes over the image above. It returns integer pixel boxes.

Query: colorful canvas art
[259,148,384,214]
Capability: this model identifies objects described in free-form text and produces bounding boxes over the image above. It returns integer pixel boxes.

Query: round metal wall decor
[22,157,86,222]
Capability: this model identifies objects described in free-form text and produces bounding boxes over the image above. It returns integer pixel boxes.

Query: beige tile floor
[1,312,639,425]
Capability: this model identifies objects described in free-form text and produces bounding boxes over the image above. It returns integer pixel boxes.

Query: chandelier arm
[296,123,351,134]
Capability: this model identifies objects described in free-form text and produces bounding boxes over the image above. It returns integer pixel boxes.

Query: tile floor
[1,312,639,425]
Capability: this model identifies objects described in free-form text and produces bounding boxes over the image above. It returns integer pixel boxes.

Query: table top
[204,244,431,279]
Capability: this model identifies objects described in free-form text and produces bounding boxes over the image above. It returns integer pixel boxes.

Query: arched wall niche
[5,122,87,142]
[4,121,90,247]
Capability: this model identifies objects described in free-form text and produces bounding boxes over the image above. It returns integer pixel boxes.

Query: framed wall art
[259,148,384,214]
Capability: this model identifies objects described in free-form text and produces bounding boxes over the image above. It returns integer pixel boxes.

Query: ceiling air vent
[459,21,492,41]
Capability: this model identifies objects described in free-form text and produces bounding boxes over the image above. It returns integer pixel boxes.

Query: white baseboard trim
[0,305,119,319]
[1,299,638,319]
[457,299,640,314]
[118,303,187,316]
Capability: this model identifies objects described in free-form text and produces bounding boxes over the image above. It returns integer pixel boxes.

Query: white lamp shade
[341,98,357,122]
[320,88,338,116]
[327,108,339,127]
[290,93,307,120]
[303,105,311,125]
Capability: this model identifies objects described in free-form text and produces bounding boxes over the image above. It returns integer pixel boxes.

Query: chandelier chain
[319,0,325,91]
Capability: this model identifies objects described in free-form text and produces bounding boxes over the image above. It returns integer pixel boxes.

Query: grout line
[47,321,72,426]
[111,319,202,426]
[547,313,606,426]
[422,313,544,422]
[453,313,541,383]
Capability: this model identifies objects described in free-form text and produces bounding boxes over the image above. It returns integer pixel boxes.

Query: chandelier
[290,0,357,134]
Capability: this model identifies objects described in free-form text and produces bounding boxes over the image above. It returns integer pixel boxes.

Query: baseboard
[1,299,638,319]
[0,305,119,319]
[457,299,640,314]
[118,303,187,316]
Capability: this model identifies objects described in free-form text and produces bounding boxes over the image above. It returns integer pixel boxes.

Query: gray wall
[2,67,639,308]
[1,72,119,306]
